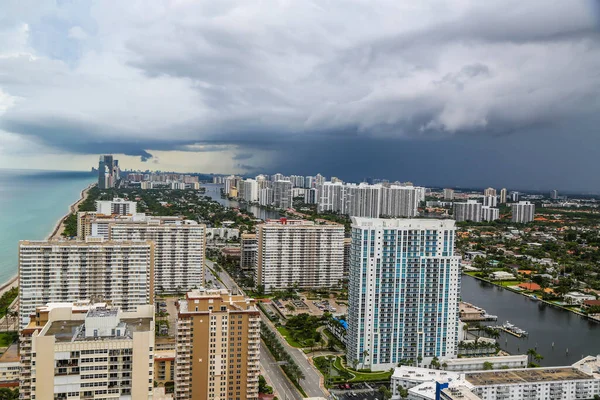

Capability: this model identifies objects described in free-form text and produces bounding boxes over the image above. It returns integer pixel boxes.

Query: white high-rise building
[347,218,460,371]
[511,201,535,223]
[482,195,498,207]
[304,188,318,204]
[380,186,420,217]
[346,183,382,218]
[272,180,293,209]
[256,220,344,293]
[95,198,137,216]
[109,220,205,294]
[290,175,305,188]
[481,206,500,222]
[315,173,326,186]
[18,239,154,328]
[259,187,273,206]
[317,181,346,213]
[550,189,559,200]
[500,188,507,204]
[271,173,285,182]
[484,187,497,197]
[510,191,520,202]
[171,181,186,190]
[304,175,315,188]
[20,303,154,400]
[453,200,483,222]
[443,188,455,200]
[242,179,259,203]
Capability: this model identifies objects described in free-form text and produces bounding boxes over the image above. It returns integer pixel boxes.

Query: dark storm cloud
[1,1,600,188]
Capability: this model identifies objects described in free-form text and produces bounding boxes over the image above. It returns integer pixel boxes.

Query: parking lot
[332,390,383,400]
[272,294,347,317]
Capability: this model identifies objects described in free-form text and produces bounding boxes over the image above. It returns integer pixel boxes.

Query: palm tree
[527,348,537,366]
[362,350,370,369]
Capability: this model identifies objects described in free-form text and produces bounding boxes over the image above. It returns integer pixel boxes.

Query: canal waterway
[461,274,600,366]
[202,183,283,221]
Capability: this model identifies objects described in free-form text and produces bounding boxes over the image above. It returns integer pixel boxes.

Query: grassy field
[276,326,303,348]
[315,356,393,383]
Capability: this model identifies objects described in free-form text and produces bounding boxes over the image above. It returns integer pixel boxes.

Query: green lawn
[0,332,18,347]
[276,326,303,348]
[315,356,393,383]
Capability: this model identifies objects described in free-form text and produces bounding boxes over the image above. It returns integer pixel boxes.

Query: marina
[461,275,600,366]
[494,321,529,338]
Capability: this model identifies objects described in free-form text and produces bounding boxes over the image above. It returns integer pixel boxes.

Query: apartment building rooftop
[465,367,592,386]
[351,217,456,228]
[46,317,152,342]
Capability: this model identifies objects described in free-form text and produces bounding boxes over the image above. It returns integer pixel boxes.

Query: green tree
[483,361,494,370]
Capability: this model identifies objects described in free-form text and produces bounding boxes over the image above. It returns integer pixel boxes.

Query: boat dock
[460,302,498,322]
[493,321,528,338]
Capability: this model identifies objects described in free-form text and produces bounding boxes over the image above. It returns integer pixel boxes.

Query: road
[261,342,303,400]
[205,258,328,399]
[260,313,328,398]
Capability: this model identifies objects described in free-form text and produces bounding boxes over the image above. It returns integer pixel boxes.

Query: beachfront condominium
[18,238,154,329]
[347,218,460,371]
[108,219,205,294]
[511,201,535,223]
[453,200,482,222]
[77,212,184,240]
[175,289,260,400]
[256,219,344,293]
[95,197,137,216]
[19,302,154,400]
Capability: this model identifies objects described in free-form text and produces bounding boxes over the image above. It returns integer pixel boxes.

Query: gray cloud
[0,1,600,189]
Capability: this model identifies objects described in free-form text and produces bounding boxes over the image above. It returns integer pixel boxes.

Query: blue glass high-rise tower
[347,217,460,371]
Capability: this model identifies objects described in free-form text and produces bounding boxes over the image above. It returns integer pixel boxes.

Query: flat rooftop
[465,367,592,386]
[0,344,19,363]
[47,317,152,342]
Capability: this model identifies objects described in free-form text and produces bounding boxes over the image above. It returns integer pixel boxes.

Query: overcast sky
[1,1,599,191]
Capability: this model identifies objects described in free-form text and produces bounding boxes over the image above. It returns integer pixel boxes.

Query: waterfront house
[582,299,600,309]
[518,282,541,291]
[564,292,596,305]
[490,271,516,281]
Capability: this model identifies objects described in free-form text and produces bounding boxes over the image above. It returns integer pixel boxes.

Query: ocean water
[0,169,95,285]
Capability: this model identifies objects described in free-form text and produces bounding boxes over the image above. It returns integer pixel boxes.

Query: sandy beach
[48,183,95,240]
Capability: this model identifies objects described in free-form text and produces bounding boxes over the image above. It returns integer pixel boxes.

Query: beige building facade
[18,239,154,329]
[175,289,260,400]
[20,303,154,400]
[256,220,344,292]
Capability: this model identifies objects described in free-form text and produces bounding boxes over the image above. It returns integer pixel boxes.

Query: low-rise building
[564,292,596,305]
[443,355,528,372]
[0,344,19,388]
[490,271,516,281]
[154,350,175,394]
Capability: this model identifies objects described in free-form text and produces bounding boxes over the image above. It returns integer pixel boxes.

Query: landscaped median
[313,355,393,385]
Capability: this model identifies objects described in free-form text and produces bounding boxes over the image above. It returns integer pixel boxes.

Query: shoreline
[47,183,95,240]
[1,182,96,295]
[463,273,600,323]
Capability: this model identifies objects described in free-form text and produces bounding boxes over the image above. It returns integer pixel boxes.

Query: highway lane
[260,313,328,398]
[261,342,303,400]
